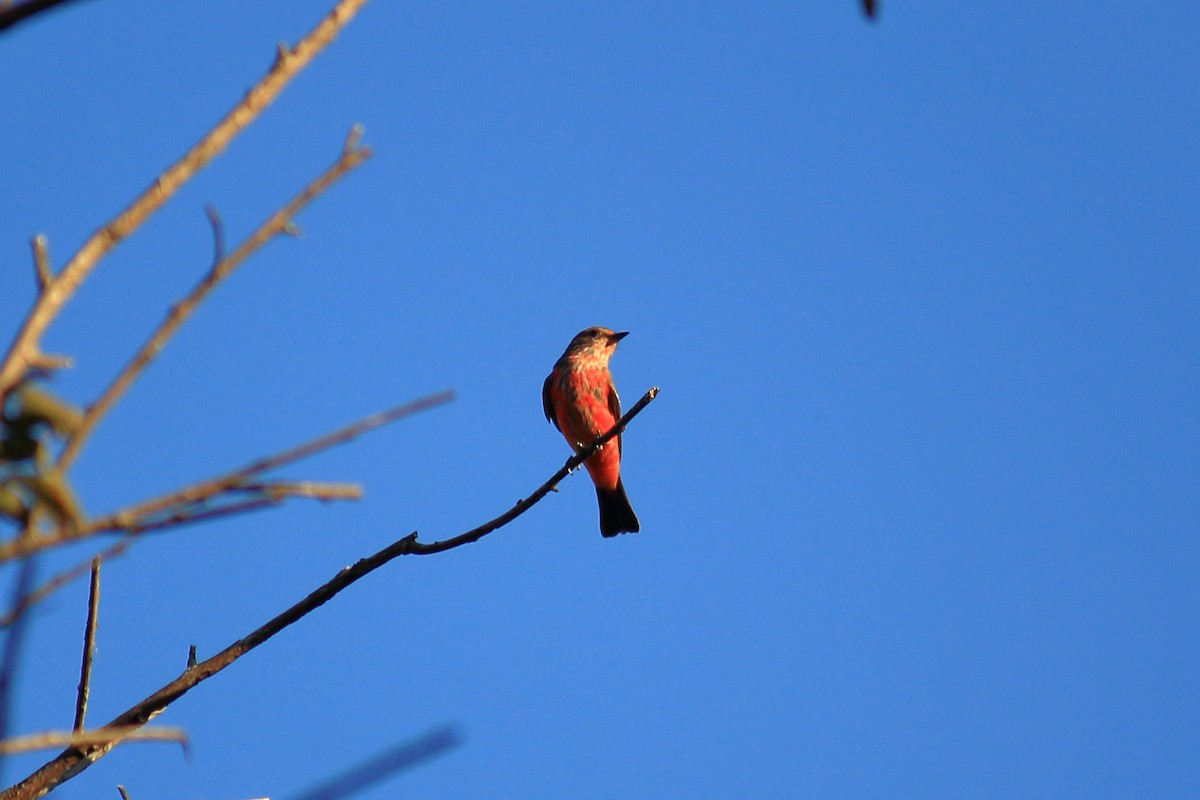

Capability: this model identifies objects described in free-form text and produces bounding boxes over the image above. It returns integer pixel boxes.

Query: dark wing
[542,372,560,430]
[606,375,623,453]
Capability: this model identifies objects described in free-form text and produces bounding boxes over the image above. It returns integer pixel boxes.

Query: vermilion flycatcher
[542,326,640,537]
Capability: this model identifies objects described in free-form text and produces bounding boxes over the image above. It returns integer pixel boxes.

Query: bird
[542,326,640,537]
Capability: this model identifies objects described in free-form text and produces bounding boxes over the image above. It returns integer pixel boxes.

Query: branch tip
[343,124,365,154]
[27,351,73,371]
[0,725,188,756]
[204,204,225,266]
[31,235,52,291]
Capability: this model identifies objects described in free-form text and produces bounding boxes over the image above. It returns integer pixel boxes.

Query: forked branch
[57,129,373,471]
[0,0,370,400]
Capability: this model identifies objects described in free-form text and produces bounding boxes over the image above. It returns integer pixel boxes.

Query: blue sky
[2,1,1198,797]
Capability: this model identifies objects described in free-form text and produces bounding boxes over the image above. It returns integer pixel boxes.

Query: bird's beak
[610,331,630,342]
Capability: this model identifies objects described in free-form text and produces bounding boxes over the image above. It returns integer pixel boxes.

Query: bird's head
[567,326,628,361]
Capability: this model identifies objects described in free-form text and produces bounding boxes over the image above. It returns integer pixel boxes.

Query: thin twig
[0,726,187,756]
[204,204,225,267]
[246,481,364,502]
[0,390,453,561]
[116,786,131,800]
[0,387,659,798]
[95,392,449,531]
[94,391,453,531]
[229,389,456,482]
[111,482,363,533]
[72,559,101,731]
[24,352,73,372]
[0,538,135,628]
[109,497,287,535]
[0,484,354,619]
[30,235,52,293]
[58,133,373,471]
[286,726,462,800]
[0,0,370,401]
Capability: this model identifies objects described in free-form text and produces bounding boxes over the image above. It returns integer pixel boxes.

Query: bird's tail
[597,479,640,537]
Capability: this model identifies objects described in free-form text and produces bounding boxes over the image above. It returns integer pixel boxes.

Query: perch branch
[0,0,370,401]
[404,387,660,554]
[0,387,658,798]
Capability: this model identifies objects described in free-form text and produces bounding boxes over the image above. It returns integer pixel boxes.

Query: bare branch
[72,559,101,731]
[0,726,187,756]
[58,132,373,470]
[231,390,456,480]
[24,352,73,372]
[288,725,462,800]
[94,482,362,536]
[0,0,370,401]
[109,497,285,535]
[0,387,659,798]
[0,0,91,34]
[0,390,452,561]
[0,537,134,628]
[116,786,131,800]
[248,481,364,502]
[0,482,355,623]
[92,390,450,530]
